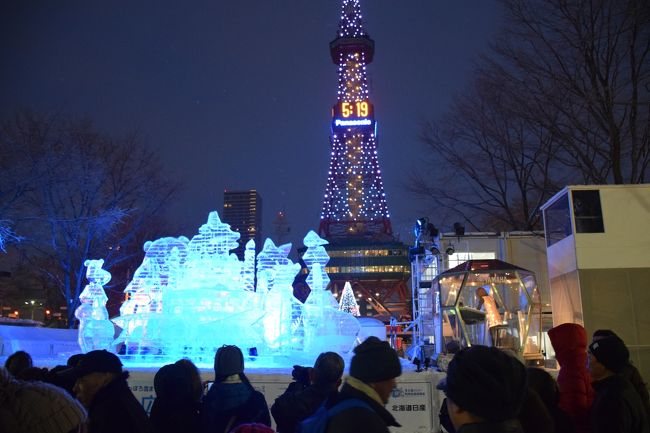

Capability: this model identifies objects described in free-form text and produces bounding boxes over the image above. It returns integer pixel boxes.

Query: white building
[541,184,650,380]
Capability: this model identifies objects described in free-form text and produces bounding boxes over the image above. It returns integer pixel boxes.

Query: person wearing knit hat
[436,345,527,433]
[201,345,271,433]
[588,336,650,433]
[348,336,402,392]
[0,367,87,433]
[320,336,401,433]
[592,329,650,419]
[588,335,630,374]
[72,350,152,433]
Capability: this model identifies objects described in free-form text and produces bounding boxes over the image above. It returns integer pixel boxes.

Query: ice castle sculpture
[94,211,360,366]
[75,259,114,352]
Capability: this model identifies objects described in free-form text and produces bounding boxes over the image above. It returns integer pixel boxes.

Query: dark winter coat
[200,378,271,433]
[518,389,554,433]
[526,367,575,433]
[550,407,576,433]
[324,382,399,433]
[590,374,650,433]
[548,323,594,433]
[620,362,650,419]
[456,420,525,433]
[271,382,335,433]
[440,390,556,433]
[150,395,201,433]
[87,372,152,433]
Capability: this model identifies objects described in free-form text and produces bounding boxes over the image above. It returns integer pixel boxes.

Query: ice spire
[243,239,256,291]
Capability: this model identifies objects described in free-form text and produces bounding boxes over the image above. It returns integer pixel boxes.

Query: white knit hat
[0,367,87,433]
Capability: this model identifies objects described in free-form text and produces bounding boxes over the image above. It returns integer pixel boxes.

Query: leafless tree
[0,120,39,251]
[0,112,177,325]
[410,63,569,231]
[411,0,649,230]
[496,0,650,184]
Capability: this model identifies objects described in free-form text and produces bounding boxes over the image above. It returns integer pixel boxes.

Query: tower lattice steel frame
[318,0,393,241]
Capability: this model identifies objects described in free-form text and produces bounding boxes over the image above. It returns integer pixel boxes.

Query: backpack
[298,398,372,433]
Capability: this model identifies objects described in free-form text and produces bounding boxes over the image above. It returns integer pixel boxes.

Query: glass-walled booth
[433,259,543,364]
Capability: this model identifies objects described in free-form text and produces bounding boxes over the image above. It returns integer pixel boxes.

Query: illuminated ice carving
[114,213,263,358]
[263,263,304,354]
[120,236,190,316]
[184,212,242,290]
[256,239,293,292]
[103,212,359,365]
[302,230,330,290]
[302,232,361,354]
[75,259,114,352]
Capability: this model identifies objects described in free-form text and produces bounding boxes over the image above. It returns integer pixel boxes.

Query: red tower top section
[318,0,393,242]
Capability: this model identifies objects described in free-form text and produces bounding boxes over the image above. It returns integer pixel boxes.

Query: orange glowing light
[340,101,370,118]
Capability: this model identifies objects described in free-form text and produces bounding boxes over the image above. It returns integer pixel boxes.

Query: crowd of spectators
[0,329,647,433]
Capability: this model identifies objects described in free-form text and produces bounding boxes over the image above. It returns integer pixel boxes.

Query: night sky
[0,1,502,249]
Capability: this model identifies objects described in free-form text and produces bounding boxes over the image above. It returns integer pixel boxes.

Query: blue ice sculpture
[75,259,114,352]
[301,232,360,354]
[120,236,190,316]
[114,236,189,354]
[302,231,331,290]
[256,239,304,353]
[256,239,293,293]
[106,211,362,366]
[115,212,264,359]
[184,212,242,291]
[261,255,304,353]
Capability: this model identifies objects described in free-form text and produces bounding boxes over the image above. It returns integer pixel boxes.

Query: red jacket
[548,323,594,433]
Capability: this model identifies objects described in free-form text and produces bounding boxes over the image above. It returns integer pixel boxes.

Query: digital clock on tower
[334,100,374,119]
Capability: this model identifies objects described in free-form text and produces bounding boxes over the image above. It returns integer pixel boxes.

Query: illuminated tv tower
[302,0,410,321]
[318,0,393,241]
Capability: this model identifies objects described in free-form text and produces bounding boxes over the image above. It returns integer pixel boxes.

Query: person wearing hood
[548,323,594,433]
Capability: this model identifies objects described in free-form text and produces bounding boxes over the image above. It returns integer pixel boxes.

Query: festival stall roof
[440,259,532,275]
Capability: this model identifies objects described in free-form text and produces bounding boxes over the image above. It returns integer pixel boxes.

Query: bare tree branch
[410,0,649,230]
[0,111,178,325]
